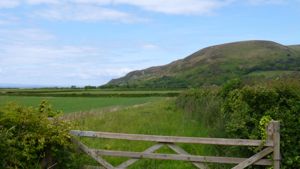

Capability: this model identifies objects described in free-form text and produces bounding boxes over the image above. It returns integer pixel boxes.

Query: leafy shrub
[0,101,78,169]
[220,78,242,98]
[177,80,300,168]
[222,82,300,168]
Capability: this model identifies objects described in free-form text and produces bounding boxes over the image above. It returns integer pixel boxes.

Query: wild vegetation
[0,101,76,168]
[176,79,300,169]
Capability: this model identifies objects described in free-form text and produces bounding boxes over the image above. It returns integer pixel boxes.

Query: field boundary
[70,121,280,169]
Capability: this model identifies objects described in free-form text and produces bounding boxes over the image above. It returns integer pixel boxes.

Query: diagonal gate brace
[232,147,273,169]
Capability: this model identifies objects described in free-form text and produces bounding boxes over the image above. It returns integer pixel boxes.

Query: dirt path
[62,102,149,121]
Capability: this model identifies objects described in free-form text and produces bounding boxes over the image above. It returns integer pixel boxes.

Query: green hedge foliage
[222,82,300,168]
[176,81,300,168]
[0,101,78,169]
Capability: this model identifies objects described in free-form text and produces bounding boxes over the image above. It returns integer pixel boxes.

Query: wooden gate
[70,121,280,169]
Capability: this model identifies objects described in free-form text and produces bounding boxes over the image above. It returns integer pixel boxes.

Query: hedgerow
[0,101,79,169]
[222,82,300,168]
[176,80,300,168]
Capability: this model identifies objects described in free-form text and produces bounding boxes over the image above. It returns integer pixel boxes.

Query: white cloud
[66,67,133,80]
[0,27,148,85]
[33,4,141,22]
[0,28,56,46]
[248,0,286,5]
[72,0,233,15]
[142,43,159,50]
[0,0,20,8]
[0,0,242,24]
[1,0,235,22]
[72,0,112,5]
[114,0,231,15]
[26,0,233,23]
[25,0,60,5]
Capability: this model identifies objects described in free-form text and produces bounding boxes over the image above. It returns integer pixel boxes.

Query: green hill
[289,44,300,52]
[106,40,300,88]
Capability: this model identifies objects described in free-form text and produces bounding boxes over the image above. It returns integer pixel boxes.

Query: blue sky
[0,0,300,87]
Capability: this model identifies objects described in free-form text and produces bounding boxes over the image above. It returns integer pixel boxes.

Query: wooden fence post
[271,121,280,169]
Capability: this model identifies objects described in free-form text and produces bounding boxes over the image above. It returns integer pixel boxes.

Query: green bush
[222,82,300,168]
[0,101,78,169]
[177,81,300,168]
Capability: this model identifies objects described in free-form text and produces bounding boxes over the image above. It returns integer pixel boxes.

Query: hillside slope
[106,40,300,88]
[289,45,300,52]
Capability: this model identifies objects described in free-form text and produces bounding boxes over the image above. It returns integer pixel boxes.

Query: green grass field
[0,91,214,168]
[0,96,160,113]
[73,99,214,169]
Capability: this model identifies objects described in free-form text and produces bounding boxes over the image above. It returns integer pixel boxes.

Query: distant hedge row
[1,92,180,97]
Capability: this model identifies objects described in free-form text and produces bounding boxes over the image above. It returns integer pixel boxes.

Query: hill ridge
[106,40,300,88]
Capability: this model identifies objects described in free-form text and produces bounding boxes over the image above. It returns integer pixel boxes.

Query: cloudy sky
[0,0,300,87]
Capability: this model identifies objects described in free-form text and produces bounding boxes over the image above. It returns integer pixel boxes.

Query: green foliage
[84,85,97,89]
[0,102,76,169]
[176,88,224,135]
[143,76,190,88]
[259,115,272,141]
[222,82,300,168]
[220,78,242,98]
[39,100,62,117]
[176,80,300,168]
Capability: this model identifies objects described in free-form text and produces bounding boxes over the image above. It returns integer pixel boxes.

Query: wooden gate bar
[116,143,163,169]
[91,149,272,165]
[83,165,104,169]
[71,138,114,169]
[232,147,273,169]
[70,130,273,147]
[167,144,209,169]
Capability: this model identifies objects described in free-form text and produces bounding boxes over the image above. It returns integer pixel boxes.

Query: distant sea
[0,83,56,88]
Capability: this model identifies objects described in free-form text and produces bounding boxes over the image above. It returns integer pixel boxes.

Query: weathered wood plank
[83,165,105,169]
[116,143,163,169]
[272,121,281,169]
[71,138,115,169]
[70,130,273,147]
[167,144,209,169]
[232,147,273,169]
[91,149,272,166]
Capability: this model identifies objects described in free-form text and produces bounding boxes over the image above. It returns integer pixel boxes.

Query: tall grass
[73,99,216,168]
[176,89,224,137]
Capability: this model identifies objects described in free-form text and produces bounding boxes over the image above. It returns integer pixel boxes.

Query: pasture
[0,96,160,113]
